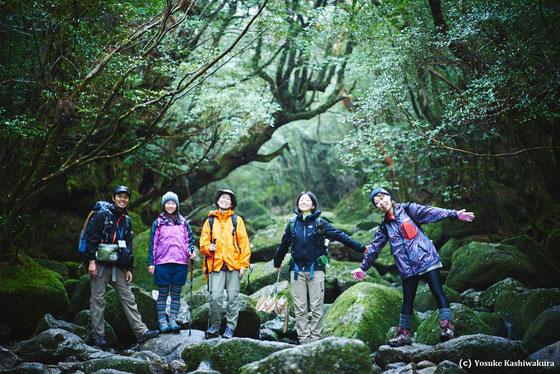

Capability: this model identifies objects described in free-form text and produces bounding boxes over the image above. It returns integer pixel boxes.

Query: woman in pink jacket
[148,191,196,333]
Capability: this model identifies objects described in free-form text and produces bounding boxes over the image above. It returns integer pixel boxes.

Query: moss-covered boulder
[415,303,491,345]
[73,309,118,346]
[33,258,70,281]
[337,267,389,293]
[105,287,157,345]
[250,218,290,263]
[34,313,89,341]
[502,235,560,287]
[474,311,507,338]
[240,260,290,295]
[82,354,154,374]
[181,337,291,374]
[461,290,483,309]
[546,228,560,265]
[237,199,269,221]
[350,230,395,272]
[63,278,80,301]
[446,242,539,292]
[438,238,461,270]
[11,328,97,364]
[527,341,560,370]
[334,188,376,223]
[479,277,525,311]
[0,255,70,339]
[239,337,372,374]
[414,285,461,313]
[323,282,419,350]
[66,274,92,320]
[235,294,261,338]
[131,229,156,292]
[63,261,87,280]
[521,306,560,354]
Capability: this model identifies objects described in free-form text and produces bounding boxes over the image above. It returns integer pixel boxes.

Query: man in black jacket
[86,186,158,347]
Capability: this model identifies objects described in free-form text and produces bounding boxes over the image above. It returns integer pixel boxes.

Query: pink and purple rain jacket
[360,203,458,279]
[148,213,195,266]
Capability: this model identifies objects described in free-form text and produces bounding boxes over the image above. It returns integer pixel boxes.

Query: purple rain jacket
[148,213,195,266]
[360,202,458,279]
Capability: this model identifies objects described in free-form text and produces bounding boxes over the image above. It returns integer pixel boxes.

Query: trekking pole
[205,240,216,338]
[189,257,194,336]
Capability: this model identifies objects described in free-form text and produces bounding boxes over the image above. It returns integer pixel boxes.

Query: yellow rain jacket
[200,209,251,274]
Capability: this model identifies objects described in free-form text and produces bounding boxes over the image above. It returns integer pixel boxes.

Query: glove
[457,209,475,222]
[351,268,366,281]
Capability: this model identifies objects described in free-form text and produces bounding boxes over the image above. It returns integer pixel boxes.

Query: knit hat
[370,188,390,205]
[162,191,179,208]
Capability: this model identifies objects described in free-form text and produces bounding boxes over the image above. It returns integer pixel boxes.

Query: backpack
[78,201,113,264]
[208,214,241,252]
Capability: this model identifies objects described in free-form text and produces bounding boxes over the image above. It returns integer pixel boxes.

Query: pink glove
[351,268,366,281]
[457,209,475,222]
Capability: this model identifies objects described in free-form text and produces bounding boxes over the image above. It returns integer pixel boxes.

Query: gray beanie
[162,191,179,208]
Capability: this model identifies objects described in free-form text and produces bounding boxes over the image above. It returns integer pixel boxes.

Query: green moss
[250,217,290,263]
[83,356,153,374]
[241,260,291,295]
[351,231,395,272]
[415,303,491,345]
[438,238,461,270]
[131,229,155,292]
[333,188,373,223]
[181,338,291,374]
[522,306,560,354]
[323,283,419,350]
[63,261,87,279]
[0,254,70,338]
[475,311,507,338]
[446,242,538,292]
[33,258,69,281]
[480,277,525,311]
[414,285,461,312]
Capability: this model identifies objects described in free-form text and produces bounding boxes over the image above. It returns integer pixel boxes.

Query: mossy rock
[181,338,292,374]
[250,214,276,231]
[461,290,483,309]
[105,287,157,345]
[446,242,539,292]
[34,313,89,340]
[66,274,92,320]
[522,305,560,354]
[493,286,529,329]
[479,278,525,311]
[132,229,156,292]
[236,199,269,221]
[235,294,261,338]
[239,337,373,374]
[438,238,461,270]
[422,222,444,247]
[351,230,395,272]
[63,279,80,300]
[0,254,70,339]
[546,228,560,264]
[502,235,560,287]
[474,311,507,338]
[82,355,153,374]
[33,258,70,281]
[323,282,420,350]
[250,218,290,263]
[415,303,491,345]
[414,285,461,313]
[333,188,373,223]
[73,309,118,346]
[63,261,87,279]
[241,260,290,295]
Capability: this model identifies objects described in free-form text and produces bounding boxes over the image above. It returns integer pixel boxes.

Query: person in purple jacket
[148,191,196,333]
[351,188,474,346]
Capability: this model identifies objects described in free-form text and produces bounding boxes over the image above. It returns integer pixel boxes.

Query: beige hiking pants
[290,270,325,343]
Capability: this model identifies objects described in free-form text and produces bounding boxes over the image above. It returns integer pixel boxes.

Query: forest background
[1,0,559,264]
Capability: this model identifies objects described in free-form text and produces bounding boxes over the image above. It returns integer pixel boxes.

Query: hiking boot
[388,327,412,347]
[223,327,234,339]
[440,320,454,342]
[206,325,220,338]
[137,329,159,344]
[159,318,170,333]
[169,319,181,333]
[93,336,108,348]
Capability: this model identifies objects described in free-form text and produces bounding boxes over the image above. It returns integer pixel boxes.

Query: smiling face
[297,193,315,213]
[373,193,392,212]
[216,193,232,211]
[112,192,130,210]
[164,200,177,215]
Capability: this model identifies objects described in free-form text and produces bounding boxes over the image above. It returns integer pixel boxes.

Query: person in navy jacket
[352,188,474,346]
[274,191,366,344]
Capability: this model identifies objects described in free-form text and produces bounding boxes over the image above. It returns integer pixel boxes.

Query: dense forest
[1,0,560,371]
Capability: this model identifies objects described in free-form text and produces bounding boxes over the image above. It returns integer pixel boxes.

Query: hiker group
[83,185,474,348]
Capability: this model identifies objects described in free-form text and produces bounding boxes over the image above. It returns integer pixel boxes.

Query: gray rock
[433,360,467,374]
[11,328,99,364]
[131,350,169,373]
[3,362,50,374]
[66,275,91,320]
[261,314,297,340]
[479,277,525,311]
[182,337,292,374]
[375,343,433,368]
[522,306,560,354]
[169,359,188,373]
[139,329,206,361]
[0,345,19,370]
[34,313,89,340]
[239,337,372,374]
[527,341,560,372]
[82,354,153,374]
[73,310,118,346]
[461,291,482,309]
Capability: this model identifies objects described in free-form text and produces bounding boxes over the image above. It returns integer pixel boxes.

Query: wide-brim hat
[215,189,237,209]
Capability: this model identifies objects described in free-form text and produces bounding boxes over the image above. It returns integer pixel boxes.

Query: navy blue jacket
[273,210,366,271]
[85,203,133,270]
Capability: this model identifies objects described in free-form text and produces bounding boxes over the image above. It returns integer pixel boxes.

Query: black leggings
[401,268,449,315]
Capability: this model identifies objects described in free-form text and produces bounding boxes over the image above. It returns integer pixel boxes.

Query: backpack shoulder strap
[289,216,297,237]
[231,214,241,252]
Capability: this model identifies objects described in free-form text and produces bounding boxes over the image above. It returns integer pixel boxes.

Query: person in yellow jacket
[200,189,251,338]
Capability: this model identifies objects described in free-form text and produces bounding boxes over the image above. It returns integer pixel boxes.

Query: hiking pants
[89,266,148,339]
[209,269,241,330]
[290,270,325,343]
